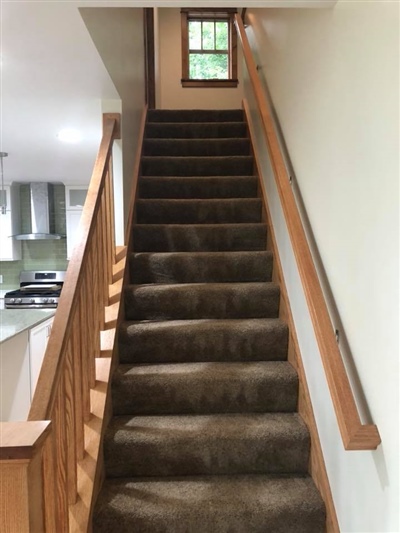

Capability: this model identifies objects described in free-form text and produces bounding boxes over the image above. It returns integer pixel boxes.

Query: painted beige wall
[80,8,145,231]
[158,8,243,109]
[244,2,399,532]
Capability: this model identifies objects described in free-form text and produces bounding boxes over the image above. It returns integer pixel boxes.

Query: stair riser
[133,224,267,252]
[112,365,298,416]
[143,139,250,157]
[136,199,262,224]
[130,252,273,284]
[124,283,280,321]
[141,156,254,177]
[139,176,258,199]
[118,319,289,364]
[104,415,310,478]
[147,109,244,122]
[146,122,247,139]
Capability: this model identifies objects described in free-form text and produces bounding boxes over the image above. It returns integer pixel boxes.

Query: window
[181,9,238,88]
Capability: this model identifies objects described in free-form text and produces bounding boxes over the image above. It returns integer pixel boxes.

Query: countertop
[0,309,56,343]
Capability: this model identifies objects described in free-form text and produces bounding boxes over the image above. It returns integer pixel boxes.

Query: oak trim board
[243,99,340,533]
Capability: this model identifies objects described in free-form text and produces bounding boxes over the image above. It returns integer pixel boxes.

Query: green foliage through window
[189,54,228,80]
[188,19,229,80]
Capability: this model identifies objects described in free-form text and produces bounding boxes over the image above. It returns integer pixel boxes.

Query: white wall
[80,8,146,231]
[244,2,399,532]
[158,9,243,109]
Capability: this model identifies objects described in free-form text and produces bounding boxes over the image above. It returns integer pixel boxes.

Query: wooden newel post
[0,421,52,533]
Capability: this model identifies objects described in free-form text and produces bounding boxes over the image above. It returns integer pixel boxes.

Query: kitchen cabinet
[0,330,30,421]
[29,317,53,399]
[65,185,88,260]
[0,184,21,261]
[0,314,54,421]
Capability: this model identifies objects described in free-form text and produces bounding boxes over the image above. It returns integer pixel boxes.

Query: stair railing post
[0,421,51,533]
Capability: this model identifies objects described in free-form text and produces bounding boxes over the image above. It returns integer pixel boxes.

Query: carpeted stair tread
[143,138,250,156]
[139,176,258,198]
[118,318,288,363]
[112,361,298,415]
[130,251,273,284]
[146,121,247,139]
[133,223,267,252]
[141,155,254,177]
[147,109,244,122]
[136,198,262,224]
[104,413,310,478]
[94,475,325,533]
[94,107,326,533]
[124,282,280,321]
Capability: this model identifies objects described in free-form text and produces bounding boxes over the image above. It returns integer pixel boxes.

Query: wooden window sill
[181,79,239,88]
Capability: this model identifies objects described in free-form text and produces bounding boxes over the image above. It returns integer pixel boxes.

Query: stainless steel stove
[5,271,66,309]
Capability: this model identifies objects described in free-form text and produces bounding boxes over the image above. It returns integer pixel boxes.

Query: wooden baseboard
[243,99,340,533]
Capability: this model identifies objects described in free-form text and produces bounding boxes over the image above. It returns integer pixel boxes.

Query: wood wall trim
[181,12,189,80]
[243,99,340,533]
[143,8,156,109]
[235,14,380,451]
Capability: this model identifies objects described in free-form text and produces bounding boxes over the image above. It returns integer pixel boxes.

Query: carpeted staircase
[93,109,326,532]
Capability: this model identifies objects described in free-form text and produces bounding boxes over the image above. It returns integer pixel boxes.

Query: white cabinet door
[0,185,21,261]
[0,331,31,421]
[66,210,83,260]
[29,318,53,399]
[0,211,13,260]
[65,186,88,260]
[65,186,88,210]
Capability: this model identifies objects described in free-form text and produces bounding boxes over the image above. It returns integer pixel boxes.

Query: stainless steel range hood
[14,182,65,240]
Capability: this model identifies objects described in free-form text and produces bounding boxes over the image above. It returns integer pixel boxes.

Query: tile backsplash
[0,183,68,289]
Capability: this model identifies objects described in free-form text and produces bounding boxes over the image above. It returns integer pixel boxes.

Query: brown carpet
[93,108,326,532]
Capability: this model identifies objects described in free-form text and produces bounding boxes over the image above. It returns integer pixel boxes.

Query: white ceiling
[1,0,336,186]
[1,1,120,185]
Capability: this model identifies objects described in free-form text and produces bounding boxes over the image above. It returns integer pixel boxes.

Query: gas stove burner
[5,270,66,309]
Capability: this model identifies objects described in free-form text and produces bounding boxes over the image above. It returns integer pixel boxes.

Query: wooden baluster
[84,253,97,389]
[88,237,101,387]
[100,181,111,284]
[104,169,113,285]
[53,375,69,532]
[100,191,109,305]
[96,212,107,321]
[42,428,58,532]
[106,160,116,266]
[65,340,77,505]
[71,308,85,461]
[78,291,92,422]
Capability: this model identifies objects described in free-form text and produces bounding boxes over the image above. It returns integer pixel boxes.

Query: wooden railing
[234,14,380,451]
[0,113,126,533]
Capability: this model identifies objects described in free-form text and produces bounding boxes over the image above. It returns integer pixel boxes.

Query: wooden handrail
[235,14,380,451]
